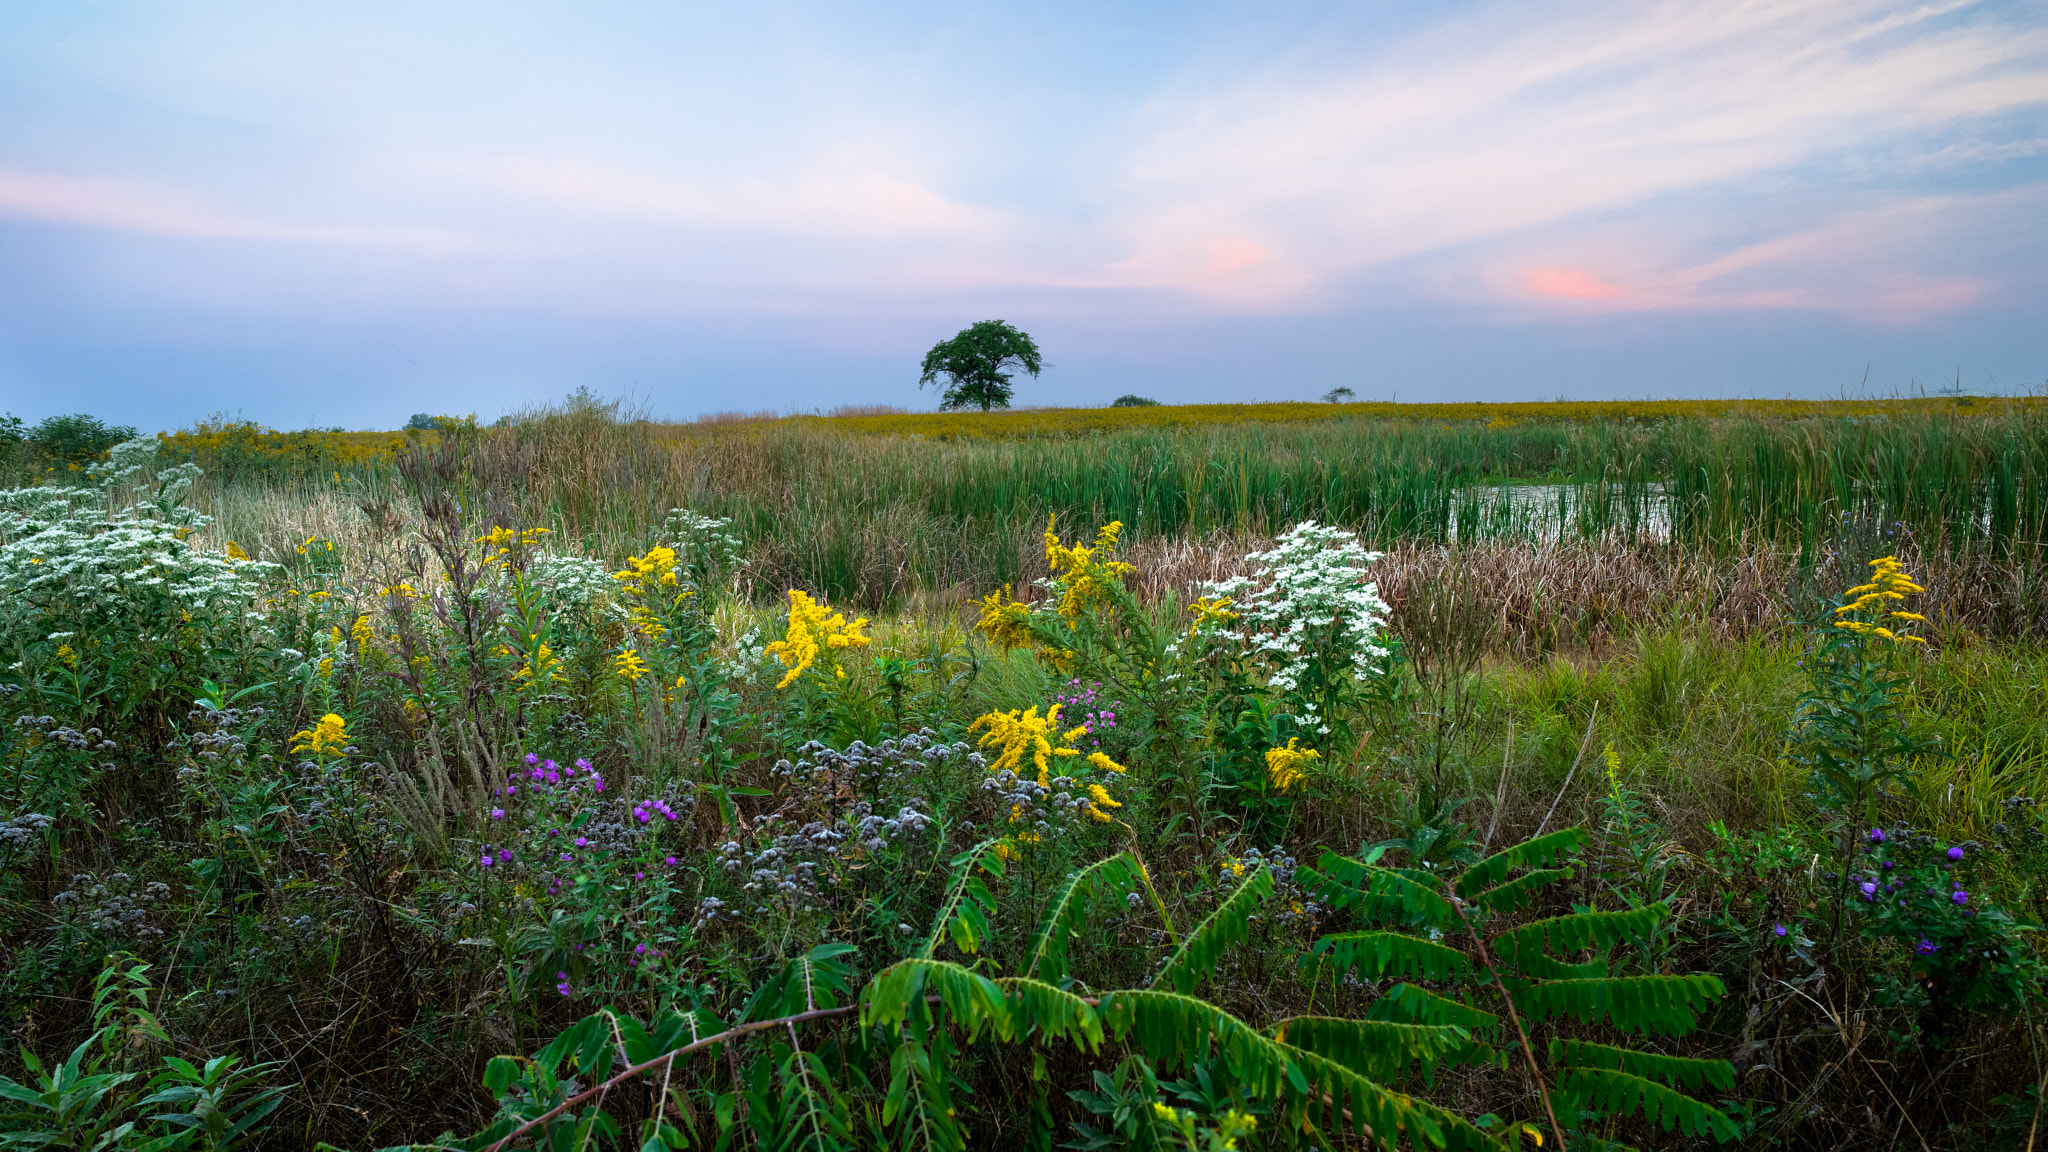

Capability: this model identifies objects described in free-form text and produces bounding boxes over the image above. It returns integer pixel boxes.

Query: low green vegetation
[1,404,2044,1149]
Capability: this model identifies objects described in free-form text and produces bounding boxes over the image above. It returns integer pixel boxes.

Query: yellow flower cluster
[477,526,549,567]
[223,541,250,561]
[289,713,350,757]
[972,584,1035,652]
[1186,594,1238,636]
[379,582,423,601]
[158,419,405,470]
[350,614,376,652]
[614,545,691,636]
[615,648,649,682]
[1043,518,1134,620]
[295,536,336,557]
[1832,556,1928,644]
[1265,737,1320,791]
[763,590,872,689]
[971,703,1126,799]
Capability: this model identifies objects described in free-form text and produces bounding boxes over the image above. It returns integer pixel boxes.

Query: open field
[2,398,2046,1149]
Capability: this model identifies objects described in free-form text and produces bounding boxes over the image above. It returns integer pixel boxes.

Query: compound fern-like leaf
[1510,974,1725,1038]
[917,839,1004,960]
[1313,931,1473,983]
[1096,989,1302,1100]
[1364,984,1502,1042]
[1151,864,1273,995]
[1453,828,1588,899]
[1281,1044,1505,1152]
[1554,1067,1741,1142]
[993,977,1104,1051]
[1267,1016,1470,1083]
[1465,867,1573,915]
[1549,1039,1734,1093]
[1022,851,1142,983]
[1494,906,1666,963]
[1310,853,1455,930]
[860,959,1010,1041]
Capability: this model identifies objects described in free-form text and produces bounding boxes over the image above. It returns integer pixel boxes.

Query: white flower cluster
[0,440,280,627]
[661,508,746,584]
[1201,520,1390,694]
[528,553,623,619]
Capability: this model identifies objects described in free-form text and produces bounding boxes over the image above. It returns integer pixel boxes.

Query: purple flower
[1951,889,1970,905]
[506,786,517,796]
[480,853,493,868]
[634,943,647,954]
[498,849,513,863]
[1916,939,1940,955]
[635,809,650,824]
[1773,923,1788,937]
[1946,846,1964,862]
[665,855,677,866]
[576,758,592,771]
[1860,881,1878,899]
[1868,828,1885,843]
[491,808,505,820]
[1881,860,1895,870]
[525,752,540,765]
[574,836,589,848]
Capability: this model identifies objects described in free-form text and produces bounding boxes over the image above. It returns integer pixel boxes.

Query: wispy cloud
[0,168,464,249]
[1094,0,2048,313]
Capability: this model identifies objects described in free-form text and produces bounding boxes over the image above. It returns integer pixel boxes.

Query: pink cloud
[1520,266,1629,300]
[0,168,460,249]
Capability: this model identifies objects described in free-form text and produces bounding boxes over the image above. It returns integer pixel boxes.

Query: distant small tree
[918,320,1042,412]
[404,413,437,430]
[1111,394,1161,408]
[1320,387,1356,404]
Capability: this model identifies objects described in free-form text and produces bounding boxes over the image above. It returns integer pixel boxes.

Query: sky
[1,0,2045,431]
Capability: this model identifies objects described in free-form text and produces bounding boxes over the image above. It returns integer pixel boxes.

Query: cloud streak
[1093,0,2048,314]
[0,168,462,249]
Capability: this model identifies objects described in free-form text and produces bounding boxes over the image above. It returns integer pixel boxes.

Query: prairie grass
[172,394,2048,614]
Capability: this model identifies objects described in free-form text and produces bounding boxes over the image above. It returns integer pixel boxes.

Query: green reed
[183,402,2046,606]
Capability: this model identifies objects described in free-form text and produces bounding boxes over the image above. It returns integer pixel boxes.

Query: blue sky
[2,1,2044,430]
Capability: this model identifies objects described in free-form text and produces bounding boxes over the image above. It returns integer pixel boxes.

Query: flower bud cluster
[52,871,171,941]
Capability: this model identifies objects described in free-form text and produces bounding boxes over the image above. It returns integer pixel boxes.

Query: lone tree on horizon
[918,320,1042,411]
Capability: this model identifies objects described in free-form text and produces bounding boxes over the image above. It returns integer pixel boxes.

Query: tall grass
[178,395,2048,609]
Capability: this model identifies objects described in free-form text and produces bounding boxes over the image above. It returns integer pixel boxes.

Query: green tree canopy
[918,320,1042,412]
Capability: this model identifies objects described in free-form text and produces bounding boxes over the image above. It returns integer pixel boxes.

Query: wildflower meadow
[1,399,2045,1150]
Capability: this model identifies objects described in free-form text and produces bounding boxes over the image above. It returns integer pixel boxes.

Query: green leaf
[1511,974,1726,1038]
[860,959,1010,1041]
[1364,983,1503,1041]
[1267,1016,1470,1082]
[1549,1039,1735,1093]
[1151,863,1273,995]
[1309,852,1456,930]
[993,978,1104,1051]
[1096,990,1296,1100]
[1555,1067,1741,1142]
[1465,867,1573,914]
[1313,931,1473,983]
[919,839,1004,960]
[1493,906,1666,965]
[1022,852,1142,983]
[1454,828,1589,899]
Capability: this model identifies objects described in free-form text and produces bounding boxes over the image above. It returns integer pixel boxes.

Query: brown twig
[1448,887,1568,1152]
